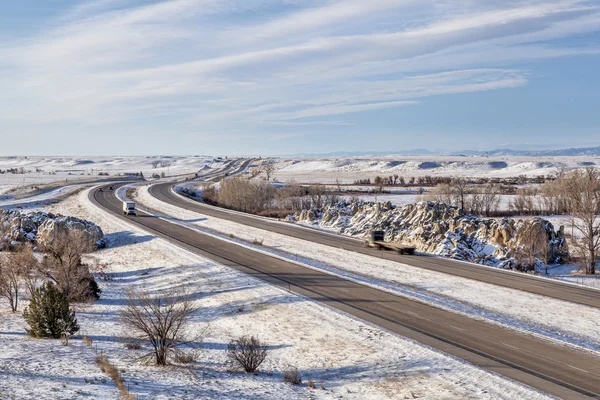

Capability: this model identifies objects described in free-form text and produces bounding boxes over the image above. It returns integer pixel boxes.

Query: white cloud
[0,0,599,136]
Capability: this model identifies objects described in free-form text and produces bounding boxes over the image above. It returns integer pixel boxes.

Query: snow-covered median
[1,188,552,399]
[135,186,600,355]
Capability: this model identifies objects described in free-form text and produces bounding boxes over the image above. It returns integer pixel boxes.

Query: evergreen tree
[23,282,79,339]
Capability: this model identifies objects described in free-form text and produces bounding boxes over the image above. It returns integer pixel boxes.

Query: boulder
[0,209,104,252]
[37,216,104,252]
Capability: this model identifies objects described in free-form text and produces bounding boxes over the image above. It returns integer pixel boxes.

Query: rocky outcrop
[37,216,104,252]
[0,209,104,251]
[294,201,568,270]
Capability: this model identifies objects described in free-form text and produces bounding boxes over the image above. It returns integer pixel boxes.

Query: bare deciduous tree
[120,289,199,366]
[39,230,100,302]
[451,177,468,212]
[564,167,600,275]
[15,245,41,298]
[0,254,23,312]
[373,176,385,193]
[480,183,501,217]
[262,163,276,181]
[427,183,455,206]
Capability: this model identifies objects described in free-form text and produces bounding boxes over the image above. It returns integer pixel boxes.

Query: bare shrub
[215,178,276,213]
[124,341,142,350]
[173,348,200,364]
[308,379,316,389]
[39,230,101,302]
[227,335,268,373]
[120,289,198,365]
[283,368,302,385]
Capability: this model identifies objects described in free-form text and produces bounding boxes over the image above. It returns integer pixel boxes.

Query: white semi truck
[122,201,136,216]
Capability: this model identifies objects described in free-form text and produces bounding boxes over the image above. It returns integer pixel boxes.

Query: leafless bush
[173,348,200,364]
[212,178,276,213]
[124,341,142,350]
[308,379,316,389]
[120,289,199,365]
[283,368,302,385]
[227,335,268,373]
[83,336,93,347]
[39,230,101,302]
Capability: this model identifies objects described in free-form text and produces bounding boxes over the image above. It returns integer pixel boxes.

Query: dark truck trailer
[365,230,416,255]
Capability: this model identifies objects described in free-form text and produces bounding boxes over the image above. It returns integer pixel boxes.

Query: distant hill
[458,146,600,157]
[285,149,435,157]
[285,146,600,158]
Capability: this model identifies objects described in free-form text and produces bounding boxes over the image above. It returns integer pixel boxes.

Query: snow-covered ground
[0,189,552,399]
[0,156,227,196]
[0,183,92,210]
[134,186,600,355]
[270,156,599,183]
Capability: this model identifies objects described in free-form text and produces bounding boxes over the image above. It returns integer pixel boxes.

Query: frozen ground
[0,189,552,400]
[270,155,599,183]
[0,183,92,210]
[0,156,226,196]
[135,186,600,355]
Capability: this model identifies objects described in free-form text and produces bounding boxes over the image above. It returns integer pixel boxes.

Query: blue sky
[1,0,599,155]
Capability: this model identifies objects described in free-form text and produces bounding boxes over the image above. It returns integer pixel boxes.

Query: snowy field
[135,186,600,355]
[0,189,552,399]
[0,156,227,197]
[269,156,600,183]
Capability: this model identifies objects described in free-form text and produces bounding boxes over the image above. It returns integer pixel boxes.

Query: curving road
[91,184,600,400]
[148,182,600,309]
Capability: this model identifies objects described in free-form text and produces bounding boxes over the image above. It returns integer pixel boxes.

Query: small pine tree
[23,282,80,339]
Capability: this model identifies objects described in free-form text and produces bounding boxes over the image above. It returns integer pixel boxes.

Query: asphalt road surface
[148,182,600,309]
[91,185,600,399]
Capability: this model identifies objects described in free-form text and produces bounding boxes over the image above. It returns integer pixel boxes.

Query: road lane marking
[567,364,590,373]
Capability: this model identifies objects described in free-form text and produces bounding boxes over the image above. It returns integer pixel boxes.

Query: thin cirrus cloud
[0,0,599,149]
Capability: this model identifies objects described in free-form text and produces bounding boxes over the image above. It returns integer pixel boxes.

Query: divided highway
[149,182,600,309]
[91,184,600,400]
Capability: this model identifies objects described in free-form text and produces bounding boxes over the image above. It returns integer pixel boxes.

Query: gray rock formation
[294,201,568,270]
[0,209,104,252]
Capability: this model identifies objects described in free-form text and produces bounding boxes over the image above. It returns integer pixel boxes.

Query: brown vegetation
[227,335,268,373]
[120,289,198,366]
[39,230,101,302]
[96,355,136,400]
[0,245,40,312]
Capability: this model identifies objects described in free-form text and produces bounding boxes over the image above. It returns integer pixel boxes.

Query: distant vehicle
[123,201,136,216]
[365,230,415,255]
[109,185,115,191]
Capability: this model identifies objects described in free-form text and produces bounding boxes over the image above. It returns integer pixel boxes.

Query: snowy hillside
[269,155,599,183]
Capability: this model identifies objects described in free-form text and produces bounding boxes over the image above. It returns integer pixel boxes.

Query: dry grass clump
[96,355,135,400]
[283,368,302,385]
